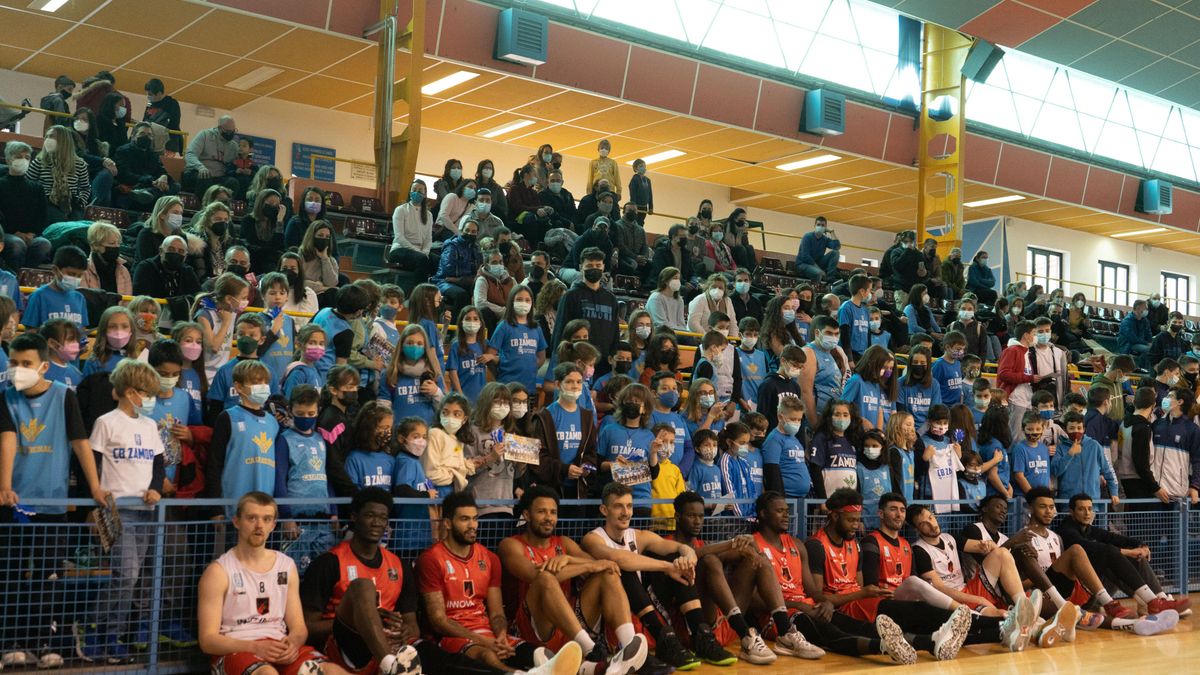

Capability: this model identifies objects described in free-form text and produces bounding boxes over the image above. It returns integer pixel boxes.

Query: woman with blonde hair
[687,273,739,337]
[27,124,90,222]
[184,200,235,279]
[241,187,285,273]
[134,194,184,262]
[81,220,132,294]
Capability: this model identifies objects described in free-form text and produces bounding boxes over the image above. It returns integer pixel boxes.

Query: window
[1026,247,1063,294]
[1162,272,1193,316]
[1098,261,1129,307]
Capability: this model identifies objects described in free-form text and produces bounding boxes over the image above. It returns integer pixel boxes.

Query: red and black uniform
[664,535,737,646]
[806,528,881,621]
[502,534,575,650]
[300,542,415,674]
[417,541,507,655]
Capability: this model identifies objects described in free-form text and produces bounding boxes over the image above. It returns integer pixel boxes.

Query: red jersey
[320,542,405,619]
[810,529,861,596]
[503,534,573,614]
[755,532,811,606]
[867,531,912,591]
[417,541,501,633]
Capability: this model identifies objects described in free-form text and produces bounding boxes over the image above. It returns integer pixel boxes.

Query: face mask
[958,310,974,321]
[708,288,724,301]
[584,268,604,283]
[782,421,802,435]
[782,309,796,323]
[181,342,203,361]
[373,429,393,449]
[246,384,271,406]
[819,335,839,350]
[73,120,89,133]
[668,279,681,292]
[712,231,725,242]
[559,388,582,403]
[928,424,948,438]
[741,336,758,350]
[632,325,652,342]
[734,444,749,459]
[405,437,428,457]
[490,404,511,420]
[8,158,29,175]
[1038,409,1054,420]
[461,320,481,335]
[131,391,156,416]
[161,212,182,231]
[59,274,82,291]
[1171,324,1184,333]
[162,252,184,271]
[614,360,632,374]
[458,186,475,201]
[280,414,315,433]
[716,328,730,338]
[262,205,280,221]
[949,348,965,360]
[441,415,464,433]
[511,403,528,419]
[546,181,562,194]
[107,329,131,349]
[868,320,881,331]
[966,368,981,379]
[42,138,58,153]
[301,344,326,362]
[481,167,494,180]
[962,470,981,481]
[1036,332,1051,344]
[864,446,882,460]
[619,402,642,420]
[339,390,359,407]
[599,148,609,157]
[235,335,257,357]
[1151,299,1162,308]
[1024,432,1041,443]
[449,168,462,181]
[908,364,926,379]
[513,301,532,316]
[220,129,236,141]
[700,208,713,219]
[402,344,425,362]
[831,418,850,432]
[974,397,989,411]
[597,201,614,214]
[488,264,506,277]
[658,390,679,408]
[979,258,988,266]
[8,366,40,392]
[698,394,716,409]
[698,445,717,462]
[1162,397,1174,412]
[57,342,80,362]
[734,281,750,295]
[1187,372,1199,385]
[1011,307,1022,316]
[786,365,802,379]
[378,304,398,322]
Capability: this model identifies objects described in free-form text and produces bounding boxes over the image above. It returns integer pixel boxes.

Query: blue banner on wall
[292,143,336,181]
[237,134,276,167]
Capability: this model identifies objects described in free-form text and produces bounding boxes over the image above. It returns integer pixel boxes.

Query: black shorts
[1046,568,1076,600]
[332,615,373,671]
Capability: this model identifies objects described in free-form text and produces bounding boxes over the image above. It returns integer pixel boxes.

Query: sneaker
[1036,601,1079,648]
[691,626,736,666]
[158,621,198,647]
[1074,609,1104,635]
[1028,589,1043,622]
[1103,600,1134,620]
[635,652,674,675]
[1000,593,1033,652]
[606,634,648,675]
[37,651,64,669]
[526,641,582,675]
[653,631,700,671]
[874,615,916,666]
[737,629,776,665]
[1133,609,1180,636]
[772,627,824,660]
[379,645,422,675]
[931,606,971,661]
[1148,597,1192,616]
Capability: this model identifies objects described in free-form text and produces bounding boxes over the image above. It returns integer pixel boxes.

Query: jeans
[387,246,432,278]
[795,250,840,281]
[2,233,52,269]
[96,509,152,638]
[181,169,239,197]
[90,170,114,207]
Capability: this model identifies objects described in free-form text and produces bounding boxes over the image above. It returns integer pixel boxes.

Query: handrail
[1013,271,1191,309]
[0,101,189,147]
[308,153,378,181]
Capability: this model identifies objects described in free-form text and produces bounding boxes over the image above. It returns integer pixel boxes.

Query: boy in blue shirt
[203,359,279,519]
[1052,411,1120,504]
[931,331,967,406]
[867,306,891,349]
[736,317,771,410]
[273,384,333,527]
[206,314,270,422]
[649,371,693,473]
[836,275,871,360]
[1010,410,1051,496]
[761,395,811,499]
[21,245,89,329]
[970,380,991,426]
[686,429,723,503]
[40,318,82,389]
[147,340,202,491]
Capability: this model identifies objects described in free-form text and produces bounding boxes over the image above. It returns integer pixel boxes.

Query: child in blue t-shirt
[344,402,397,490]
[1010,411,1051,497]
[207,314,269,421]
[761,395,811,499]
[736,317,771,411]
[867,307,891,349]
[257,273,296,394]
[686,429,723,502]
[0,262,23,313]
[597,386,657,508]
[379,324,444,426]
[931,333,967,406]
[857,430,892,529]
[207,359,280,518]
[40,318,83,389]
[273,384,334,523]
[957,450,987,508]
[487,287,547,393]
[147,340,203,492]
[82,306,138,377]
[446,306,491,402]
[282,323,326,398]
[392,417,439,554]
[21,246,89,328]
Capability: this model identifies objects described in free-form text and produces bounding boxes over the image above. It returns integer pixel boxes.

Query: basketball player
[197,491,349,675]
[580,482,733,669]
[1011,487,1179,637]
[806,488,973,661]
[299,487,422,675]
[417,491,582,675]
[497,486,649,675]
[668,491,824,664]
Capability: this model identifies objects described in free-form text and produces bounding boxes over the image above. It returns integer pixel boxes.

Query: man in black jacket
[889,230,926,305]
[131,235,201,321]
[538,169,578,228]
[143,78,182,154]
[564,217,616,284]
[1057,493,1190,616]
[649,223,698,289]
[114,122,178,208]
[552,247,621,378]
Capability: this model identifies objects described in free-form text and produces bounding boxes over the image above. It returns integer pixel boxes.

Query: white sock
[1096,590,1115,605]
[1045,587,1066,609]
[579,664,597,675]
[615,623,636,647]
[1157,592,1168,600]
[574,630,596,654]
[1134,586,1156,604]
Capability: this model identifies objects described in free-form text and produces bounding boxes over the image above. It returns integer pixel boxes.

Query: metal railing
[0,101,189,148]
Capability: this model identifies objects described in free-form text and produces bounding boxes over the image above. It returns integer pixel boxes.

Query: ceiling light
[226,66,284,91]
[777,153,840,171]
[963,194,1025,208]
[796,186,852,200]
[1112,227,1167,238]
[639,150,686,165]
[421,70,479,96]
[29,0,68,12]
[480,119,535,138]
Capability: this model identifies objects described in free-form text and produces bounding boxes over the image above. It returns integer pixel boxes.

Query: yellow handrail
[0,101,189,147]
[308,154,378,182]
[1013,271,1190,308]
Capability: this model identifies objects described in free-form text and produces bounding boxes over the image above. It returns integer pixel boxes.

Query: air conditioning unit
[803,89,845,136]
[495,8,548,66]
[1137,178,1173,215]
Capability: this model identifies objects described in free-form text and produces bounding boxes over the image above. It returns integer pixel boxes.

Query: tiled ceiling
[869,0,1200,109]
[4,0,1200,254]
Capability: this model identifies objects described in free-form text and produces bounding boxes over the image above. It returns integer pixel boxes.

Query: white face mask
[741,336,758,350]
[73,120,89,133]
[490,404,511,420]
[513,301,532,316]
[864,446,882,460]
[511,403,528,418]
[9,158,29,175]
[8,366,41,392]
[42,138,58,154]
[166,212,183,230]
[599,148,609,157]
[406,437,428,457]
[709,287,724,301]
[668,279,681,292]
[481,168,494,179]
[635,325,651,340]
[462,320,481,335]
[440,416,464,433]
[158,374,179,391]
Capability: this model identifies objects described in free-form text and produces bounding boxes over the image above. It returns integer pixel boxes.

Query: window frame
[1026,246,1064,295]
[1161,271,1193,316]
[1098,260,1130,307]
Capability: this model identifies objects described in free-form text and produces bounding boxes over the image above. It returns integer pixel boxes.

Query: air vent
[1136,179,1173,215]
[803,89,845,136]
[496,8,548,66]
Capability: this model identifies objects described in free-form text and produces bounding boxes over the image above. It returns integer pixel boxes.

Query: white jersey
[590,526,641,579]
[968,522,1009,547]
[914,533,965,590]
[1024,528,1063,572]
[927,443,963,513]
[217,549,294,641]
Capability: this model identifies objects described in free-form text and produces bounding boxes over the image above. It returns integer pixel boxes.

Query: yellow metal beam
[373,0,425,210]
[916,25,972,257]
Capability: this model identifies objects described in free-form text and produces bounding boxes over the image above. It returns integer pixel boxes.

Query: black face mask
[339,390,359,407]
[1186,372,1198,385]
[262,205,280,220]
[661,349,677,364]
[220,130,236,141]
[908,365,926,379]
[135,136,152,151]
[675,237,686,247]
[614,360,632,374]
[283,270,300,287]
[210,221,228,237]
[700,209,712,219]
[59,90,71,100]
[461,233,476,244]
[688,224,699,236]
[314,238,330,252]
[621,403,642,420]
[583,268,603,283]
[797,299,812,313]
[226,263,248,277]
[96,247,119,265]
[531,266,545,280]
[162,252,184,270]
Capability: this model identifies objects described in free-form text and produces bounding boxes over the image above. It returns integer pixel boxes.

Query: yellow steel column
[372,0,425,209]
[916,25,972,257]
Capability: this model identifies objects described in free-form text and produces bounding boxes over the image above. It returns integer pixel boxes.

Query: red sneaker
[1147,597,1192,615]
[1103,600,1134,619]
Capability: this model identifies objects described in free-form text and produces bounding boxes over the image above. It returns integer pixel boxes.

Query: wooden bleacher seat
[178,192,199,210]
[84,205,131,229]
[18,268,53,287]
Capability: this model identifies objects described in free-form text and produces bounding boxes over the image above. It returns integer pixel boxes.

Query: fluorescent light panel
[1112,227,1167,238]
[421,70,478,96]
[639,149,686,165]
[796,186,851,200]
[777,153,840,171]
[30,0,68,12]
[963,194,1025,208]
[226,66,284,91]
[480,119,535,138]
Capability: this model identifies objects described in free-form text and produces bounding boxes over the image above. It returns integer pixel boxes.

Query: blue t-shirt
[978,437,1010,497]
[597,423,654,501]
[687,460,723,500]
[180,368,203,413]
[219,406,280,517]
[0,269,23,311]
[1010,439,1050,495]
[650,409,692,472]
[5,382,72,514]
[344,450,396,490]
[490,321,547,392]
[310,308,350,381]
[392,451,434,551]
[22,283,88,328]
[45,362,83,389]
[548,401,585,490]
[857,461,892,522]
[148,388,200,482]
[737,347,771,406]
[208,357,246,409]
[282,363,322,398]
[841,374,893,428]
[82,352,123,377]
[761,428,811,498]
[380,375,438,426]
[931,358,964,406]
[273,427,331,516]
[417,318,445,371]
[259,312,295,393]
[837,300,870,355]
[897,378,941,429]
[869,330,890,349]
[447,340,488,402]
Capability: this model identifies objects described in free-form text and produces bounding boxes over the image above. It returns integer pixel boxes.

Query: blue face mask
[135,393,156,417]
[734,281,750,295]
[782,421,802,436]
[379,304,398,321]
[819,335,839,350]
[831,417,850,432]
[293,416,317,432]
[1039,409,1054,420]
[247,384,271,406]
[782,309,796,323]
[736,444,750,459]
[658,390,679,408]
[409,191,423,204]
[402,344,425,362]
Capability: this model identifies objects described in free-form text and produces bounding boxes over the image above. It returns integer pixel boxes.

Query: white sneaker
[605,634,648,675]
[1003,592,1035,652]
[1037,602,1079,648]
[1133,609,1179,636]
[1029,589,1043,622]
[525,641,581,675]
[931,606,971,661]
[772,627,824,659]
[379,645,422,675]
[875,615,917,665]
[36,652,63,669]
[532,646,551,667]
[738,629,777,665]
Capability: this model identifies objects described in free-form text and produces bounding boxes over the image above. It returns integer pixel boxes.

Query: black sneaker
[585,640,610,664]
[653,631,700,671]
[691,626,736,666]
[636,652,675,675]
